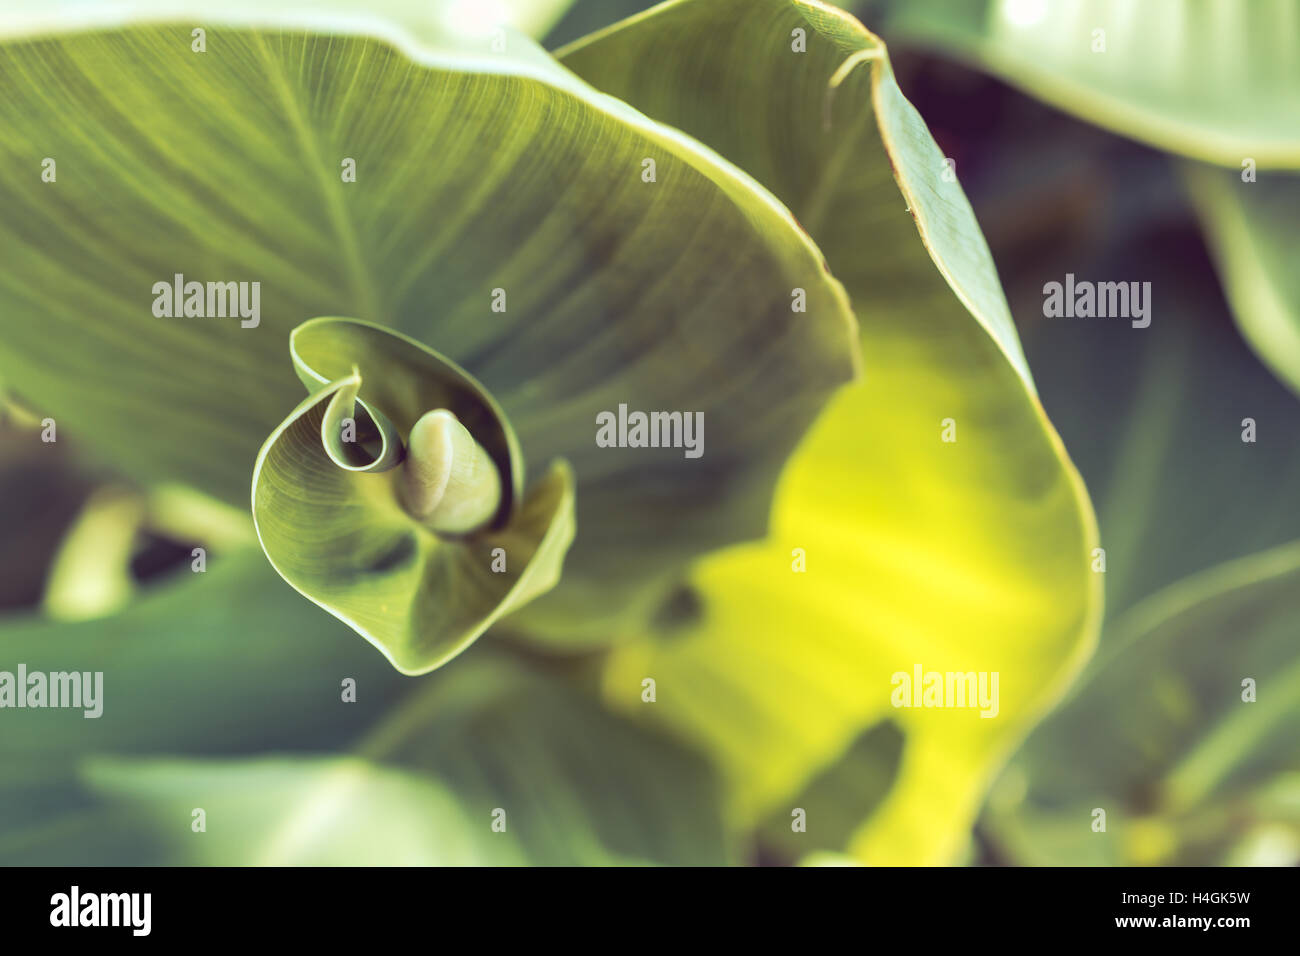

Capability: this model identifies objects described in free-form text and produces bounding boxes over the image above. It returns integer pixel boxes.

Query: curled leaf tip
[251,318,573,675]
[400,408,502,534]
[319,376,406,473]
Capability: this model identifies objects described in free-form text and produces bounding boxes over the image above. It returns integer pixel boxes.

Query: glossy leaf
[564,0,1100,865]
[252,318,574,673]
[0,0,859,641]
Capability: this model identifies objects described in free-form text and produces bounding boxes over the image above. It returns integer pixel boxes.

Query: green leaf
[15,724,732,861]
[865,0,1300,398]
[252,318,574,673]
[1186,166,1300,397]
[0,0,859,640]
[984,541,1300,866]
[563,0,1100,864]
[0,556,409,767]
[602,370,1098,865]
[870,0,1300,168]
[84,756,522,866]
[756,721,904,862]
[0,577,731,864]
[1004,187,1300,620]
[952,127,1300,862]
[562,0,1033,383]
[0,552,404,860]
[343,653,733,866]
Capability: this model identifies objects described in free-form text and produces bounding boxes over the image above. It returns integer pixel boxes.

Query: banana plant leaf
[562,0,1101,865]
[0,0,859,650]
